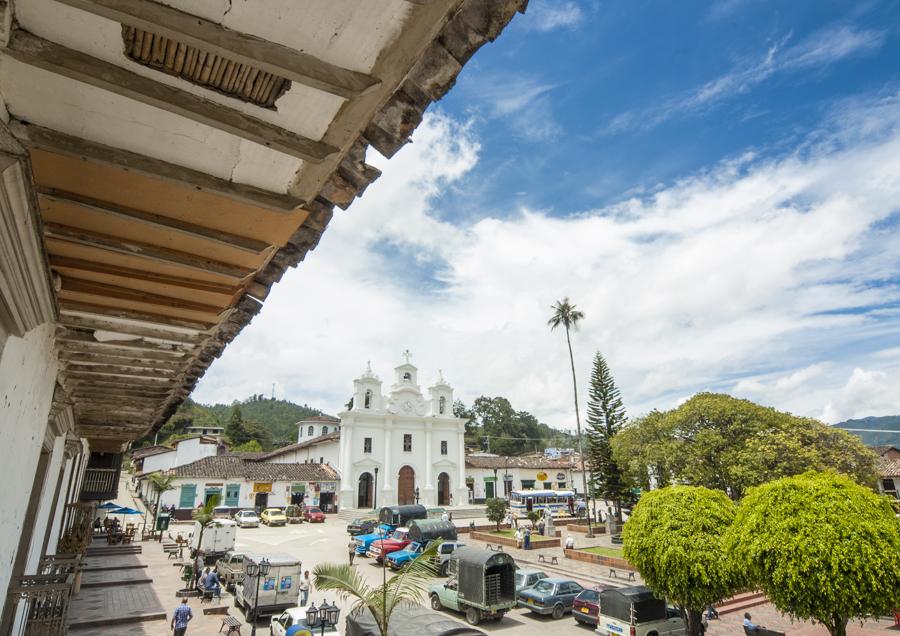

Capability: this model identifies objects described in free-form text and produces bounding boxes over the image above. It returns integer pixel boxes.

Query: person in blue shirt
[171,598,193,636]
[743,613,758,631]
[205,568,221,597]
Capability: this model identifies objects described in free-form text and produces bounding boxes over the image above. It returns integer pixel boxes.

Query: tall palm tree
[548,297,593,537]
[314,543,440,636]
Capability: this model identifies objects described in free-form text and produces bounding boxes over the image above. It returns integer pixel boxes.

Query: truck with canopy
[428,546,517,625]
[378,504,428,527]
[596,586,686,636]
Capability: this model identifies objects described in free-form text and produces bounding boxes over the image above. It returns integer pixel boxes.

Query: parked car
[367,528,412,562]
[433,541,466,576]
[596,586,686,636]
[284,505,304,524]
[386,541,424,570]
[260,508,287,526]
[514,568,548,593]
[347,517,379,536]
[304,506,326,523]
[270,607,337,636]
[215,551,245,592]
[354,525,392,555]
[429,547,518,625]
[212,505,232,519]
[234,510,259,528]
[517,578,584,619]
[572,587,604,626]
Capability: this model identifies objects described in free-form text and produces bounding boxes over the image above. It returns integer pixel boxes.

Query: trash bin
[156,513,171,532]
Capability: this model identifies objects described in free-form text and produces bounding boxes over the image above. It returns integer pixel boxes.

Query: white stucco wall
[464,465,584,501]
[141,449,177,474]
[269,440,340,467]
[0,323,58,601]
[173,437,218,467]
[25,434,66,572]
[160,477,337,511]
[296,423,338,441]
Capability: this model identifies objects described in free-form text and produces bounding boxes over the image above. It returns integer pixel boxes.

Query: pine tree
[586,352,630,521]
[226,405,249,445]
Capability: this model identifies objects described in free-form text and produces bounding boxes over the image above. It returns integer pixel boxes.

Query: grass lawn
[580,546,624,557]
[487,529,517,537]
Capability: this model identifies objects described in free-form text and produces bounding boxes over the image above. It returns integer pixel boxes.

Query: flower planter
[470,531,561,549]
[564,548,634,571]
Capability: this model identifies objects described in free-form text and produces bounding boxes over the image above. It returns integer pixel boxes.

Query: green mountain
[136,395,326,449]
[834,416,900,447]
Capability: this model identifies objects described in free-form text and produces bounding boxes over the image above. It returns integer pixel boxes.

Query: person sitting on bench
[743,613,759,631]
[204,568,222,598]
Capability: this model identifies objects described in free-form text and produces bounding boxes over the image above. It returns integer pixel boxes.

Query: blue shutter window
[179,484,197,508]
[225,484,240,507]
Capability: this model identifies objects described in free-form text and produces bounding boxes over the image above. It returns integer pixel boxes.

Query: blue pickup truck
[385,542,423,570]
[353,524,392,555]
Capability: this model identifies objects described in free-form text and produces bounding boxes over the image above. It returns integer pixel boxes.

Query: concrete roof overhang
[0,0,527,452]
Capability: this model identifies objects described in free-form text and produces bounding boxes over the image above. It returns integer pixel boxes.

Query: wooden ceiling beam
[40,188,272,254]
[59,351,186,371]
[71,393,164,406]
[57,326,197,353]
[60,277,224,315]
[45,222,252,280]
[69,383,172,398]
[58,300,214,332]
[58,310,206,345]
[12,122,302,213]
[8,31,339,163]
[63,362,178,378]
[55,0,381,100]
[58,341,191,363]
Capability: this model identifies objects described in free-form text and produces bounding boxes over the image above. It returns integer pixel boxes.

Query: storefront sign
[556,472,566,481]
[536,472,548,482]
[252,482,272,493]
[321,482,336,493]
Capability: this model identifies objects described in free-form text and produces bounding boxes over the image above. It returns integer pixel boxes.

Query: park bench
[220,615,242,635]
[608,568,636,581]
[200,588,221,604]
[537,554,559,565]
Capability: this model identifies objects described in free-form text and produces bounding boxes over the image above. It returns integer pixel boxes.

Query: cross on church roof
[402,349,412,364]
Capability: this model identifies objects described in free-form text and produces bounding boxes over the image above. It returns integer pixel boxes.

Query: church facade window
[438,396,446,414]
[403,434,412,452]
[364,389,372,408]
[307,425,314,436]
[364,437,372,453]
[440,440,447,455]
[322,426,328,435]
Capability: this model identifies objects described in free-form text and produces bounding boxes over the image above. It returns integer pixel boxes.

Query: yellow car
[260,508,287,527]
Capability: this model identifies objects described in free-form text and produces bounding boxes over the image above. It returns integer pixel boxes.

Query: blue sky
[196,1,900,428]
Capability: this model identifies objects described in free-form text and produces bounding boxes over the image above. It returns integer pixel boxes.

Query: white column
[425,424,433,489]
[457,430,465,489]
[383,422,393,505]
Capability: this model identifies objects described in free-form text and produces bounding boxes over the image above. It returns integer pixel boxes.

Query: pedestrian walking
[441,511,449,522]
[523,527,531,550]
[515,528,523,549]
[348,539,357,566]
[298,570,311,607]
[565,535,574,549]
[170,598,193,636]
[199,567,210,591]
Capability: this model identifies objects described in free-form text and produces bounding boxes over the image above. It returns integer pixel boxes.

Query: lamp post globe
[306,602,319,628]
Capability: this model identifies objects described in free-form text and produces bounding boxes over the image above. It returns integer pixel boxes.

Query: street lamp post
[414,487,420,504]
[307,600,341,636]
[245,557,271,636]
[373,467,379,510]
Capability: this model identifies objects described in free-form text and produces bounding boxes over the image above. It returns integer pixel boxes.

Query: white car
[234,510,260,528]
[270,608,305,636]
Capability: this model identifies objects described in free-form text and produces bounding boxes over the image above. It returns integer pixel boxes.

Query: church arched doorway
[397,466,415,505]
[358,472,374,509]
[437,472,450,506]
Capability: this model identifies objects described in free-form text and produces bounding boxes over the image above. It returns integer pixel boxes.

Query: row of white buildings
[135,356,587,515]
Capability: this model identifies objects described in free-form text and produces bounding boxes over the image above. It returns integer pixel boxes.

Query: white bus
[508,489,575,519]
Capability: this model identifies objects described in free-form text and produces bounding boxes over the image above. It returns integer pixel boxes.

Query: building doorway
[485,480,495,499]
[437,472,450,506]
[397,466,415,505]
[358,472,374,508]
[254,492,268,511]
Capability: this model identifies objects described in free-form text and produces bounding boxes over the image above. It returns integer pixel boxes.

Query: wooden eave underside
[5,0,528,447]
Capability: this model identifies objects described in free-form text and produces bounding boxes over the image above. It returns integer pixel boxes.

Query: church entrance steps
[336,505,486,521]
[715,591,768,614]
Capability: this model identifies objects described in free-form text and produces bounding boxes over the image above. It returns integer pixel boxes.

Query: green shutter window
[179,484,197,508]
[225,484,240,507]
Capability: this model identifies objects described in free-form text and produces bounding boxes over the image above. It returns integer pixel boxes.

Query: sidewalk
[707,604,898,636]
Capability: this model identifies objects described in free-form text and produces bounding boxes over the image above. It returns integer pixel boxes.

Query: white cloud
[464,74,563,141]
[522,1,584,32]
[195,93,900,429]
[605,24,886,134]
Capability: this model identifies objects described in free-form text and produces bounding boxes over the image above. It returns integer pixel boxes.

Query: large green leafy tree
[548,297,593,536]
[611,393,878,498]
[485,497,508,532]
[585,352,631,520]
[725,472,900,636]
[622,486,739,636]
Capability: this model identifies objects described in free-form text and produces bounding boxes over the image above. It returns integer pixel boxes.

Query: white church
[272,353,469,510]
